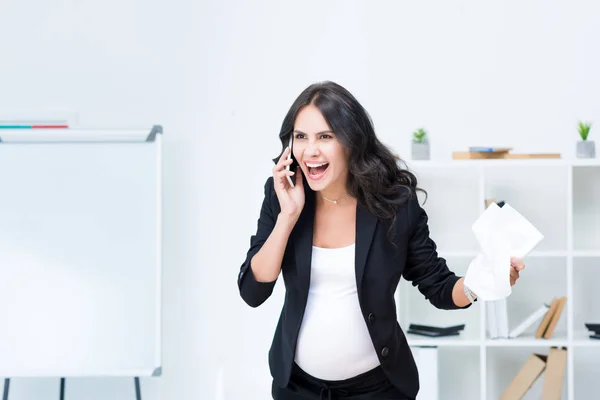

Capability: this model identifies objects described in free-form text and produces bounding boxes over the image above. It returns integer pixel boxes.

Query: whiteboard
[0,126,162,377]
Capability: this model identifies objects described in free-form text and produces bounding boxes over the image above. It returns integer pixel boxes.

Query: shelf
[407,333,480,347]
[572,160,600,167]
[407,159,573,168]
[573,330,600,347]
[437,250,568,258]
[408,158,600,167]
[485,334,568,347]
[437,251,478,258]
[530,250,568,257]
[402,162,600,400]
[573,250,600,257]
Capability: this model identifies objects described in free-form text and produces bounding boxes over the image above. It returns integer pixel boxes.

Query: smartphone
[286,135,297,187]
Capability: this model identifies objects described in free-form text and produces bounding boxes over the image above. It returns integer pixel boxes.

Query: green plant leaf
[578,121,592,141]
[412,128,428,143]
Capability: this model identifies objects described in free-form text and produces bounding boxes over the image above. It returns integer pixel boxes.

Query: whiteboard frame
[0,125,163,378]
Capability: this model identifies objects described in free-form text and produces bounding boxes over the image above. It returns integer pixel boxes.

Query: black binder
[407,324,465,337]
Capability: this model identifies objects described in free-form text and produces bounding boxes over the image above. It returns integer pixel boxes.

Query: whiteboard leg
[135,377,141,400]
[2,378,9,400]
[59,378,65,400]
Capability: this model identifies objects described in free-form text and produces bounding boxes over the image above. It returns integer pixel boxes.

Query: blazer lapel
[294,189,315,298]
[355,204,378,298]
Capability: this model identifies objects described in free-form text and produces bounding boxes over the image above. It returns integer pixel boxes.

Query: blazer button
[381,347,389,357]
[368,313,375,323]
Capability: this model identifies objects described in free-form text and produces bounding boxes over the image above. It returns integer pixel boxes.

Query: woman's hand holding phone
[273,146,304,222]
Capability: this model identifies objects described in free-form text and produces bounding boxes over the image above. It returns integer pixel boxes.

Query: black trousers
[272,363,410,400]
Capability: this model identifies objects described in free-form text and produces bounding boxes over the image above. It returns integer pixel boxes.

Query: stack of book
[407,324,465,337]
[488,297,566,339]
[585,323,600,339]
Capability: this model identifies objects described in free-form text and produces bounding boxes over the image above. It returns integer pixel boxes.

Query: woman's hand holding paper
[509,256,525,287]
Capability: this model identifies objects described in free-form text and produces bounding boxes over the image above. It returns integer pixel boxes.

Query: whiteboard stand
[0,125,162,400]
[2,376,142,400]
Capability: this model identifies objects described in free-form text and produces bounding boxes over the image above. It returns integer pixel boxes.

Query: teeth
[306,162,328,168]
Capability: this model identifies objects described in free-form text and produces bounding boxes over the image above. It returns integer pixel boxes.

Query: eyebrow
[293,130,334,135]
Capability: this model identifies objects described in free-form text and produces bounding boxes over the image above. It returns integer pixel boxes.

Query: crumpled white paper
[464,202,544,301]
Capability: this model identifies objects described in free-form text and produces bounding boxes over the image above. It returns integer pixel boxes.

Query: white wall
[0,0,599,399]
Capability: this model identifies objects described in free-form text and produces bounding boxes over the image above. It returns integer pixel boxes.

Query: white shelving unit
[395,158,600,400]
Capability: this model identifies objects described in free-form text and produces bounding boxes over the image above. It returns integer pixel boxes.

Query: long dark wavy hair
[273,81,426,243]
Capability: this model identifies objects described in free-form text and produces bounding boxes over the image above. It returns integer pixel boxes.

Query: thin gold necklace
[321,193,349,204]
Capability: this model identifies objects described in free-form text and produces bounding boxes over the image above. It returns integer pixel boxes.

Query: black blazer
[237,177,469,399]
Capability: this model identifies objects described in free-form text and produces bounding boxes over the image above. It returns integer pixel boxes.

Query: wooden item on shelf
[499,353,547,400]
[535,298,560,338]
[452,151,562,160]
[542,297,567,339]
[541,347,568,399]
[500,347,568,400]
[485,198,496,208]
[534,297,567,339]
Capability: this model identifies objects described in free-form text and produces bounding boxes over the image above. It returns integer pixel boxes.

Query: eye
[320,134,333,139]
[294,133,305,139]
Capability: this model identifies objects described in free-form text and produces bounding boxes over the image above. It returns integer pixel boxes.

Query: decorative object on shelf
[576,121,595,158]
[411,128,429,160]
[407,323,465,337]
[453,147,561,160]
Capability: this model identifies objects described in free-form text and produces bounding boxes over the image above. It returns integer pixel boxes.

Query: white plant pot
[412,142,430,160]
[576,140,596,158]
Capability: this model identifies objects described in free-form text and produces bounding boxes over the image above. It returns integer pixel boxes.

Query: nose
[304,141,320,158]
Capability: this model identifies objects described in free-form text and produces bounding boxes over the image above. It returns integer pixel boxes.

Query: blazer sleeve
[237,177,278,308]
[402,192,471,310]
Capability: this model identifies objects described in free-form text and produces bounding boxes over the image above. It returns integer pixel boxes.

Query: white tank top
[294,243,381,380]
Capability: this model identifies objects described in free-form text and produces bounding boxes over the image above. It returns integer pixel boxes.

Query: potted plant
[576,121,595,158]
[412,128,430,160]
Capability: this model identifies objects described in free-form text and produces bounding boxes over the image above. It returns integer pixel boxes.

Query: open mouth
[306,162,329,180]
